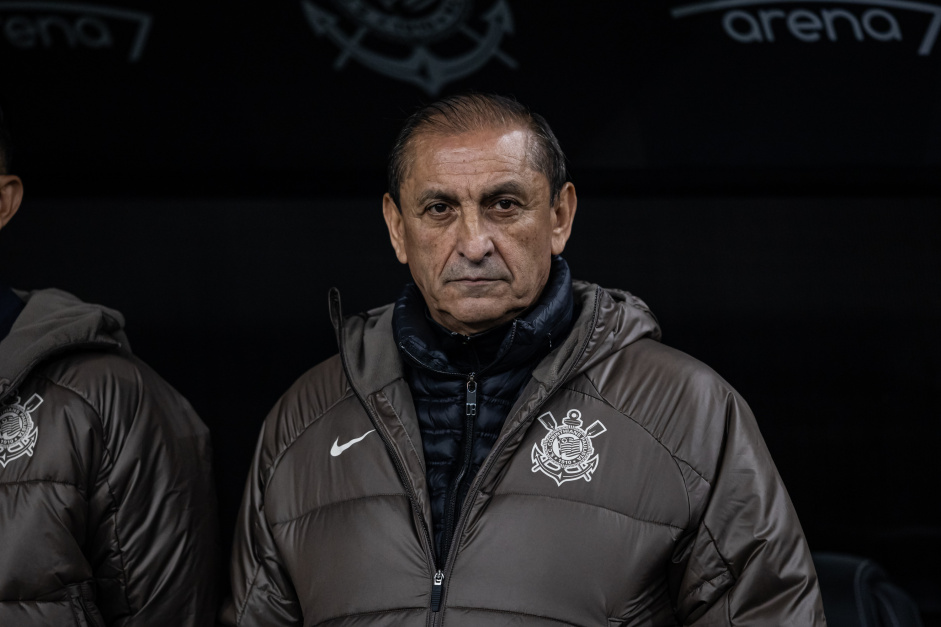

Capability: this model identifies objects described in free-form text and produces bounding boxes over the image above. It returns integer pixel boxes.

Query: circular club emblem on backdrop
[0,392,43,468]
[302,0,517,94]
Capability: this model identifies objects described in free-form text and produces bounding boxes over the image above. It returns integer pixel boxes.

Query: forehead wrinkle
[431,147,526,173]
[415,126,531,168]
[404,127,538,204]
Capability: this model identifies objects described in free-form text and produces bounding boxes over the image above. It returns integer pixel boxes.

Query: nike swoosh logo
[330,430,376,457]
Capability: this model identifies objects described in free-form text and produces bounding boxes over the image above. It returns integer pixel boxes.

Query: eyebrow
[480,181,529,202]
[416,188,460,207]
[414,181,531,208]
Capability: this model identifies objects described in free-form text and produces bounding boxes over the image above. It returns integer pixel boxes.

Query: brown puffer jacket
[0,289,219,626]
[222,282,825,626]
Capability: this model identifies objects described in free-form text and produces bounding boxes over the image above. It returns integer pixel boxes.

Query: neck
[393,256,576,376]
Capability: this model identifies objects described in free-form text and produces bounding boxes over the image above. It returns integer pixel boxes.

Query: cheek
[505,238,551,286]
[408,232,450,278]
[507,225,552,290]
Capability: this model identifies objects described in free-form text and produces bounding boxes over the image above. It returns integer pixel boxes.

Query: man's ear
[382,193,409,265]
[550,181,577,255]
[0,175,23,231]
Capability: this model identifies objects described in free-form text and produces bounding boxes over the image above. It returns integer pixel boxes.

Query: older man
[224,94,825,626]
[0,111,219,625]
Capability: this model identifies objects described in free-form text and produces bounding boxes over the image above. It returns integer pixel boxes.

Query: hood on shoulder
[530,280,662,388]
[0,288,128,401]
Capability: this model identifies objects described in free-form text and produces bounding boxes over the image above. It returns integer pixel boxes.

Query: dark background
[1,0,939,621]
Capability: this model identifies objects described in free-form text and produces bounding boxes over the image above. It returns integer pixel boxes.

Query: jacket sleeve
[670,392,826,626]
[219,411,303,626]
[89,357,220,626]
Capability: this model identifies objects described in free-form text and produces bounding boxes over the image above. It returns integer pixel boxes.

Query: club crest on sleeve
[531,409,606,486]
[0,392,42,468]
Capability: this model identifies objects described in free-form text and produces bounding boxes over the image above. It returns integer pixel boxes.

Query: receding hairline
[387,93,567,210]
[396,122,543,193]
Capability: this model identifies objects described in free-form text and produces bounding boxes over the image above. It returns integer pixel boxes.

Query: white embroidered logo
[531,409,606,486]
[330,429,375,457]
[0,392,42,468]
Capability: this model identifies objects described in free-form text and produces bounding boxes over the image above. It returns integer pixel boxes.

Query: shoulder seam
[578,372,710,528]
[581,371,715,484]
[262,387,355,500]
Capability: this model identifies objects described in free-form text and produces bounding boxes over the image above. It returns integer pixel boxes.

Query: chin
[447,301,516,332]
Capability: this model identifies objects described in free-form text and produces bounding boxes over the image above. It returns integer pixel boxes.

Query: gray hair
[387,93,567,209]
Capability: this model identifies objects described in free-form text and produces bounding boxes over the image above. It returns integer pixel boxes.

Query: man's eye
[495,199,516,210]
[427,203,449,215]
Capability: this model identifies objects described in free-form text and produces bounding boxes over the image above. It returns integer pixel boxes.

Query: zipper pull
[465,374,477,417]
[431,569,444,611]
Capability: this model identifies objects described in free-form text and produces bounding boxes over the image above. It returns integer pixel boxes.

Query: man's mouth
[450,276,504,285]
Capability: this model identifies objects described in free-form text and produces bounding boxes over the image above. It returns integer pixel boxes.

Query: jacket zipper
[331,299,440,622]
[344,382,440,611]
[431,286,603,626]
[396,344,488,618]
[431,569,445,611]
[393,297,596,625]
[438,373,477,577]
[388,343,476,617]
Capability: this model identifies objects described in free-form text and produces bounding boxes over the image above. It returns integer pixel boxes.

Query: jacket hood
[0,288,128,401]
[528,280,662,389]
[331,279,661,398]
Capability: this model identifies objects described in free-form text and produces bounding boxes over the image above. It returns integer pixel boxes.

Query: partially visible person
[0,108,220,625]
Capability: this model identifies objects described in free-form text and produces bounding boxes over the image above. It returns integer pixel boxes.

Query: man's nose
[455,209,494,263]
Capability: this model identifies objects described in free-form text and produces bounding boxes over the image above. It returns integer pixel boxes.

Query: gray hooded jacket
[0,289,219,626]
[223,281,825,626]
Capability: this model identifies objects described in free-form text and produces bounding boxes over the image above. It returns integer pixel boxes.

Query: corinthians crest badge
[0,392,42,468]
[301,0,517,95]
[531,409,606,486]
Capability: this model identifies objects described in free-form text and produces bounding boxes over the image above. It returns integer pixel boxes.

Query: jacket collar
[0,288,127,402]
[331,272,661,400]
[391,256,575,377]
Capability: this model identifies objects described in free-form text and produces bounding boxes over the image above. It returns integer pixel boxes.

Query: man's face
[383,125,576,335]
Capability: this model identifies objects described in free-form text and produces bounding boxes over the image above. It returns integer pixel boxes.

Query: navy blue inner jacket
[392,256,575,565]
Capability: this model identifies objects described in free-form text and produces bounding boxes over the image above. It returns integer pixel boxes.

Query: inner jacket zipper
[396,343,491,615]
[429,287,602,626]
[397,342,484,614]
[434,373,477,610]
